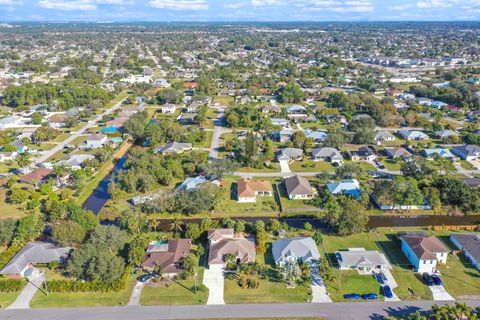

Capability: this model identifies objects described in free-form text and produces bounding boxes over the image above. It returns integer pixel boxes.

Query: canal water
[83,155,127,215]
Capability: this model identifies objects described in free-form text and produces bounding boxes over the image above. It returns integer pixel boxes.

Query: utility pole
[193,266,197,294]
[43,271,48,296]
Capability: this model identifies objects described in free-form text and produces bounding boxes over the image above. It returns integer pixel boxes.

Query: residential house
[156,142,192,154]
[416,98,433,106]
[47,114,68,128]
[374,131,396,144]
[10,139,28,153]
[451,145,480,161]
[207,229,255,268]
[285,105,307,114]
[272,129,293,143]
[304,129,328,142]
[349,146,377,162]
[270,118,290,128]
[0,241,70,277]
[311,147,343,164]
[0,116,21,129]
[272,237,320,266]
[56,154,95,170]
[459,178,480,188]
[284,175,315,200]
[0,152,17,162]
[431,101,447,109]
[160,103,176,114]
[325,114,347,125]
[174,175,218,191]
[327,179,361,198]
[398,130,429,141]
[335,248,391,274]
[399,93,415,101]
[422,148,455,160]
[450,234,480,271]
[141,239,192,276]
[385,147,412,160]
[435,130,459,140]
[19,168,52,187]
[177,113,197,125]
[237,178,272,203]
[186,101,201,113]
[84,134,108,149]
[277,148,303,162]
[400,235,448,273]
[262,105,280,113]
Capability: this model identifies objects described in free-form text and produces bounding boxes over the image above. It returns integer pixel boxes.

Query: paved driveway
[8,269,44,309]
[310,264,332,303]
[128,281,145,306]
[429,285,455,301]
[203,265,225,305]
[279,160,291,173]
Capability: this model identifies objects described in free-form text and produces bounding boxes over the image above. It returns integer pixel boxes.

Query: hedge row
[0,242,24,270]
[46,267,131,293]
[0,279,23,292]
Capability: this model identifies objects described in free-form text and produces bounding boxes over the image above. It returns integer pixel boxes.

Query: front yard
[289,160,335,173]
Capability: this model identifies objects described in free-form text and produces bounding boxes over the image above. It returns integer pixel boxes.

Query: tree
[277,83,305,103]
[335,162,365,179]
[0,219,17,245]
[185,223,202,240]
[51,221,86,247]
[318,257,335,288]
[292,131,306,149]
[9,188,30,205]
[207,158,239,178]
[31,112,43,125]
[89,225,129,253]
[169,217,183,234]
[326,199,368,236]
[127,235,151,267]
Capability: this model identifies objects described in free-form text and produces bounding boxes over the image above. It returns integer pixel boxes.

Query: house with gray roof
[422,148,455,160]
[277,148,303,162]
[284,175,315,200]
[56,154,95,170]
[272,237,320,266]
[398,130,429,141]
[374,131,396,144]
[0,241,70,277]
[450,234,480,271]
[311,147,343,164]
[435,130,459,140]
[451,145,480,161]
[155,142,192,154]
[385,147,412,160]
[335,248,391,274]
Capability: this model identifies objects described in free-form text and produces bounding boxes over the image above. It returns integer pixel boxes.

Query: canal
[83,155,127,215]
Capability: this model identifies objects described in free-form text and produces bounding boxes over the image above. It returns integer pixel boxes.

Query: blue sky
[0,0,479,21]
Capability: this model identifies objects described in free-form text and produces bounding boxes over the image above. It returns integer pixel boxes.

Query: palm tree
[169,217,183,233]
[150,219,160,232]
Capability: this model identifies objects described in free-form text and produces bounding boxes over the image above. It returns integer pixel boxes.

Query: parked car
[137,272,158,283]
[423,273,435,286]
[361,293,378,300]
[382,285,393,299]
[343,293,362,300]
[431,274,443,286]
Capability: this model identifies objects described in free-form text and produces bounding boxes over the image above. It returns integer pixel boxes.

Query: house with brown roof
[141,239,192,276]
[47,114,68,128]
[284,175,315,200]
[400,235,448,273]
[207,229,255,267]
[19,168,52,187]
[237,178,272,203]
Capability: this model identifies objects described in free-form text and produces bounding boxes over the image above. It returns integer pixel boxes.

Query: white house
[237,178,272,203]
[160,104,176,114]
[400,235,448,273]
[84,134,108,149]
[450,234,480,271]
[0,152,17,162]
[272,237,320,266]
[335,248,391,274]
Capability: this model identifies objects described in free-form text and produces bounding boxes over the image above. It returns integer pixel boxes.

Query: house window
[423,260,426,264]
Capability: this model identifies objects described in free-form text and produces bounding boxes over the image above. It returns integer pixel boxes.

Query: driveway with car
[203,265,225,305]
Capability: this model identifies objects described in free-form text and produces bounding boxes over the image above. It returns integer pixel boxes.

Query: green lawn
[300,122,329,130]
[140,269,208,306]
[30,275,137,308]
[214,177,280,216]
[0,291,21,309]
[327,270,382,302]
[381,159,402,171]
[33,143,57,151]
[459,160,476,171]
[290,160,335,173]
[0,184,25,219]
[238,164,280,173]
[277,182,319,211]
[213,95,234,106]
[192,131,213,148]
[51,133,70,143]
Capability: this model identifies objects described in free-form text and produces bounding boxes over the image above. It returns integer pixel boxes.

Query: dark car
[431,274,443,286]
[137,272,158,283]
[361,293,378,300]
[343,293,362,300]
[382,285,393,299]
[423,273,435,286]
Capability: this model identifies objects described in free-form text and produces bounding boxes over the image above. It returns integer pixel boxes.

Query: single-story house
[335,248,391,274]
[272,237,320,266]
[207,229,255,267]
[177,113,197,125]
[400,235,448,273]
[56,154,95,170]
[160,103,176,114]
[422,148,455,160]
[458,178,480,188]
[270,118,290,127]
[451,145,480,161]
[277,148,303,162]
[84,134,108,149]
[374,131,396,144]
[141,239,192,276]
[262,105,281,113]
[19,168,52,187]
[10,139,28,153]
[398,130,429,141]
[284,175,315,200]
[186,102,201,113]
[327,179,361,198]
[304,129,328,142]
[349,146,377,162]
[272,129,293,143]
[450,234,480,271]
[237,178,272,203]
[385,147,412,160]
[285,105,307,114]
[47,114,68,128]
[0,151,17,162]
[431,101,448,109]
[156,142,192,154]
[311,147,343,164]
[0,241,70,277]
[435,130,459,140]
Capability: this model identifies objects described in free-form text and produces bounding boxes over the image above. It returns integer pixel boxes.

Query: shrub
[0,279,23,292]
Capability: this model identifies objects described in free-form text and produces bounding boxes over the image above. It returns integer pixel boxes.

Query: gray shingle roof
[272,237,320,264]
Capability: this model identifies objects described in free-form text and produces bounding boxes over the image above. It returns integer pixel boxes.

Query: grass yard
[300,122,329,130]
[51,133,70,143]
[239,164,280,173]
[277,182,319,212]
[33,143,57,151]
[192,131,213,148]
[381,159,402,171]
[0,292,21,309]
[70,135,88,147]
[290,160,335,173]
[0,184,25,219]
[213,95,234,106]
[327,270,382,302]
[140,268,208,306]
[459,160,476,171]
[30,275,137,308]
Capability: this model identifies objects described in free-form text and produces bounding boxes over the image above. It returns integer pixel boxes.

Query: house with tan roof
[141,239,191,276]
[19,168,52,187]
[284,175,315,200]
[207,229,255,267]
[400,235,448,273]
[237,178,272,203]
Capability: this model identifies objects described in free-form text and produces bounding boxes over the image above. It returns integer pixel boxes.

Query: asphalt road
[2,300,480,320]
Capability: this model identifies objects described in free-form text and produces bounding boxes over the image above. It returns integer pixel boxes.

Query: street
[1,300,480,320]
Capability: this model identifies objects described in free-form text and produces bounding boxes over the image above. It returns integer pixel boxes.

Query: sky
[0,0,479,22]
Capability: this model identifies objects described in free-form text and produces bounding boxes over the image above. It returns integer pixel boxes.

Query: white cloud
[300,0,373,13]
[38,0,132,11]
[223,2,249,9]
[149,0,208,10]
[0,0,23,4]
[389,4,414,11]
[251,0,286,7]
[417,0,459,9]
